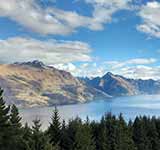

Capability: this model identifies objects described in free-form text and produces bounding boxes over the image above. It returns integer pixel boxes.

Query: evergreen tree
[147,117,160,150]
[44,135,60,150]
[0,88,10,150]
[65,117,82,150]
[92,117,108,150]
[133,117,149,150]
[31,118,59,150]
[9,104,24,150]
[10,104,22,128]
[31,118,45,150]
[116,113,136,150]
[22,123,33,150]
[48,107,61,146]
[105,113,118,150]
[2,87,160,150]
[74,118,96,150]
[59,120,69,150]
[155,117,160,139]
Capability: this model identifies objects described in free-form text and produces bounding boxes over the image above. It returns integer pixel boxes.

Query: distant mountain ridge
[83,72,160,96]
[1,60,160,108]
[0,61,110,108]
[14,60,46,68]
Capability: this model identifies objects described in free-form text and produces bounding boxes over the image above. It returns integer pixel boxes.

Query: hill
[0,60,110,108]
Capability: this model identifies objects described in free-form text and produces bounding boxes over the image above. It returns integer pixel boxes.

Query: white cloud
[137,1,160,38]
[53,62,106,77]
[0,0,73,35]
[105,58,157,69]
[0,0,132,35]
[51,57,160,80]
[120,65,160,80]
[84,0,132,30]
[105,58,160,80]
[0,37,92,64]
[53,63,77,72]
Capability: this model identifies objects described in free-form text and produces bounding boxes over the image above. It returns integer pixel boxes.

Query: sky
[0,0,160,79]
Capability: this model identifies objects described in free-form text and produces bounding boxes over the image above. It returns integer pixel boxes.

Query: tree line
[0,88,160,150]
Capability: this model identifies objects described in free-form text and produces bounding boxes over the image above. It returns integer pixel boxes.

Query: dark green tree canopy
[0,88,160,150]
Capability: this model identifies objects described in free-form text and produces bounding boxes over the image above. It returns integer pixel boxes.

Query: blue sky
[0,0,160,79]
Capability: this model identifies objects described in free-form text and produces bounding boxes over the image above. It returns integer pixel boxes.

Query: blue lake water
[20,95,160,129]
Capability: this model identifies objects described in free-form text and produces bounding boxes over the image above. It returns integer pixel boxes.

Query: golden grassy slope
[0,64,97,108]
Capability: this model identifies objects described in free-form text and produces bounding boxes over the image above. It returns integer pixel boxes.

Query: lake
[20,95,160,129]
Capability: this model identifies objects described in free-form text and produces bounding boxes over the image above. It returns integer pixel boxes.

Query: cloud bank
[0,37,92,64]
[0,0,131,35]
[137,1,160,38]
[53,58,160,80]
[105,58,160,80]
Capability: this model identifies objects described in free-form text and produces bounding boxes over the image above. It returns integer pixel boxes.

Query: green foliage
[116,113,136,150]
[133,117,150,150]
[48,106,61,146]
[9,104,25,150]
[74,118,96,150]
[22,123,33,150]
[31,118,45,150]
[0,88,10,150]
[1,88,160,150]
[59,120,69,150]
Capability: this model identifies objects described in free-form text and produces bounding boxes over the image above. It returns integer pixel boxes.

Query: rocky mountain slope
[0,61,110,108]
[84,72,160,96]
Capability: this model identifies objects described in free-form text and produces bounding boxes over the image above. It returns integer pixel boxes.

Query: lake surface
[20,95,160,129]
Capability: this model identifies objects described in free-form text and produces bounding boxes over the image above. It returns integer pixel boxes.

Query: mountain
[0,61,110,108]
[1,61,160,108]
[84,72,160,96]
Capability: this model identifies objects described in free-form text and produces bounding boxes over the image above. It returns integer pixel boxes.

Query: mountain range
[82,72,160,96]
[0,60,160,108]
[0,60,109,108]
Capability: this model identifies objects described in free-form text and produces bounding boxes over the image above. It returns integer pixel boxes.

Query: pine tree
[155,117,160,140]
[31,118,59,150]
[22,123,33,150]
[116,113,136,150]
[64,118,82,150]
[48,106,61,146]
[59,120,69,150]
[133,117,150,150]
[0,88,10,150]
[105,113,118,150]
[9,104,24,150]
[74,118,96,150]
[44,135,60,150]
[147,117,160,150]
[31,118,44,150]
[10,104,22,128]
[92,117,108,150]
